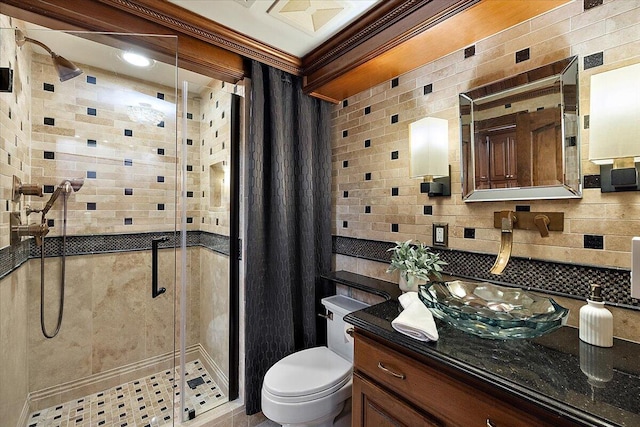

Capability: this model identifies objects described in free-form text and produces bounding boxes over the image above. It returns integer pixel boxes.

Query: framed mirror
[459,56,581,202]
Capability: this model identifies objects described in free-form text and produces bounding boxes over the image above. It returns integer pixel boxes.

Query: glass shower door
[178,78,239,421]
[0,23,179,427]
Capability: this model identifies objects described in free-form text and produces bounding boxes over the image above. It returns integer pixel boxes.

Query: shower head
[15,29,83,82]
[67,177,84,192]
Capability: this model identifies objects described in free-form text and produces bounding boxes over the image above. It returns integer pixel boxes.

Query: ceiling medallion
[268,0,350,35]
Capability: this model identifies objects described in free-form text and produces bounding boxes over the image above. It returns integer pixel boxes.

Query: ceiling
[167,0,382,57]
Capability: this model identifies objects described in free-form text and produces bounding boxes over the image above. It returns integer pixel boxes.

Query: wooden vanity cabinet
[352,331,580,427]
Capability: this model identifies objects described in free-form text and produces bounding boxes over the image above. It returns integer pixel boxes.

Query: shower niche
[210,162,225,208]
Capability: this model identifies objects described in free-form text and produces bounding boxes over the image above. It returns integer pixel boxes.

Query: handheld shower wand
[41,178,84,218]
[38,177,84,339]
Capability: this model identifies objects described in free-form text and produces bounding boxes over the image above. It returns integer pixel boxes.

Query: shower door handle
[152,236,169,298]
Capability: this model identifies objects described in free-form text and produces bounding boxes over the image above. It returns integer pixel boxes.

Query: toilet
[261,295,369,427]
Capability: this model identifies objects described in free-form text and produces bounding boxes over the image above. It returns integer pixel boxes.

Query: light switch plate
[433,223,448,247]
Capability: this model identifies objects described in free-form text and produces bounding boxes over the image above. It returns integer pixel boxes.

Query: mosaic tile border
[0,238,30,280]
[0,232,229,280]
[333,236,639,310]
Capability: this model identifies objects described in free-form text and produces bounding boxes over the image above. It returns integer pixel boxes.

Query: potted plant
[386,240,447,292]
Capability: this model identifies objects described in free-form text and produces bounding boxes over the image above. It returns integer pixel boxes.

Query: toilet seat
[263,347,352,404]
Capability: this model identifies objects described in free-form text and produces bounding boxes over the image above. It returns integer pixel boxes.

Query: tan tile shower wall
[200,249,230,381]
[29,53,178,235]
[197,82,233,236]
[27,250,178,392]
[0,265,29,427]
[0,19,32,427]
[331,0,640,270]
[0,21,33,248]
[185,94,202,230]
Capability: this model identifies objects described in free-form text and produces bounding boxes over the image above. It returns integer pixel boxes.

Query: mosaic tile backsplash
[334,236,638,310]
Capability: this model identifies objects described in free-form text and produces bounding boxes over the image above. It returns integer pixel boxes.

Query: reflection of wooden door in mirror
[474,136,490,189]
[488,131,517,188]
[517,108,563,186]
[475,130,517,189]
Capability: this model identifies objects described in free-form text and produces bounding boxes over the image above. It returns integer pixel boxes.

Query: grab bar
[152,236,169,298]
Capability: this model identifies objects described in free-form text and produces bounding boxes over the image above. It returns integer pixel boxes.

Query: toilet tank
[321,295,369,362]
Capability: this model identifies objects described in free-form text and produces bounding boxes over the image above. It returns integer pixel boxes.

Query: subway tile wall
[24,39,235,239]
[0,20,32,249]
[29,50,178,235]
[197,82,234,236]
[331,0,640,270]
[0,18,31,427]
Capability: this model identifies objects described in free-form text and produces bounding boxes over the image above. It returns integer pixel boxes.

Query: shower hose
[40,191,69,339]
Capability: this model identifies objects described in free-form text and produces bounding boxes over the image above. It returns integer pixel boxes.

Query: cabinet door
[352,373,443,427]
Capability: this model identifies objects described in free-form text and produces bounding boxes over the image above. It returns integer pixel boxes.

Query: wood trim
[302,0,426,72]
[302,0,479,93]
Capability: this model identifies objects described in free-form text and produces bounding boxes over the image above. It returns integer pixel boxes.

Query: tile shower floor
[27,360,226,427]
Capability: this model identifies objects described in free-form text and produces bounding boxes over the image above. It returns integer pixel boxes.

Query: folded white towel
[398,291,420,309]
[392,292,439,341]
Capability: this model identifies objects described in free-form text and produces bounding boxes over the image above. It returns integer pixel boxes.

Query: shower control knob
[12,222,49,246]
[20,183,44,197]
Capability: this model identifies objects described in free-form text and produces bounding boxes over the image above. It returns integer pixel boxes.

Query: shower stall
[0,17,240,427]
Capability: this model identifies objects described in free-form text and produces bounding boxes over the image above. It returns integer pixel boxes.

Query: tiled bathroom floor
[27,360,226,427]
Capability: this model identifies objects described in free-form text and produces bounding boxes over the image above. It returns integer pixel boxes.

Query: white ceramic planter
[399,274,427,293]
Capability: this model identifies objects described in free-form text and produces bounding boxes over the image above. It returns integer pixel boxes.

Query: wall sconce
[409,117,451,197]
[589,62,640,192]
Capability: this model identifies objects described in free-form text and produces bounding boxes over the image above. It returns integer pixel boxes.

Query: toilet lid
[263,347,352,400]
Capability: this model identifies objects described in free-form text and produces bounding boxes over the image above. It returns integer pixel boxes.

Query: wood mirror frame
[459,56,581,202]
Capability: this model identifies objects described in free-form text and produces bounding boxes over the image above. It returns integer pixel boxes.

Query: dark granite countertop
[345,299,640,427]
[321,270,403,300]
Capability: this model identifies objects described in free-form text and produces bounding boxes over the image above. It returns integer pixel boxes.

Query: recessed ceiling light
[122,52,154,67]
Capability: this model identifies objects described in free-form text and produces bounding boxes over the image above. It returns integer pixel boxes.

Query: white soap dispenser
[579,284,613,347]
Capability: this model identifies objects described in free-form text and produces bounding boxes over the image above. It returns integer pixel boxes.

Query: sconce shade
[409,117,449,178]
[589,62,640,163]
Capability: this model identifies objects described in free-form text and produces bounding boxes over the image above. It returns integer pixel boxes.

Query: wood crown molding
[302,0,476,76]
[301,0,478,99]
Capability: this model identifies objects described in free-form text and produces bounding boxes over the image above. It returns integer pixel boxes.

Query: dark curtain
[244,60,332,415]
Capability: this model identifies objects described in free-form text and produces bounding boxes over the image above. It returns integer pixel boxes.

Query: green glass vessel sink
[418,281,569,339]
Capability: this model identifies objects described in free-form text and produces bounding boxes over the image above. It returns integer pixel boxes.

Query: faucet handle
[534,214,550,238]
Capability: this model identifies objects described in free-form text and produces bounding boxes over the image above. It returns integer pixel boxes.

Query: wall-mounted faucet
[490,211,516,275]
[490,210,564,274]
